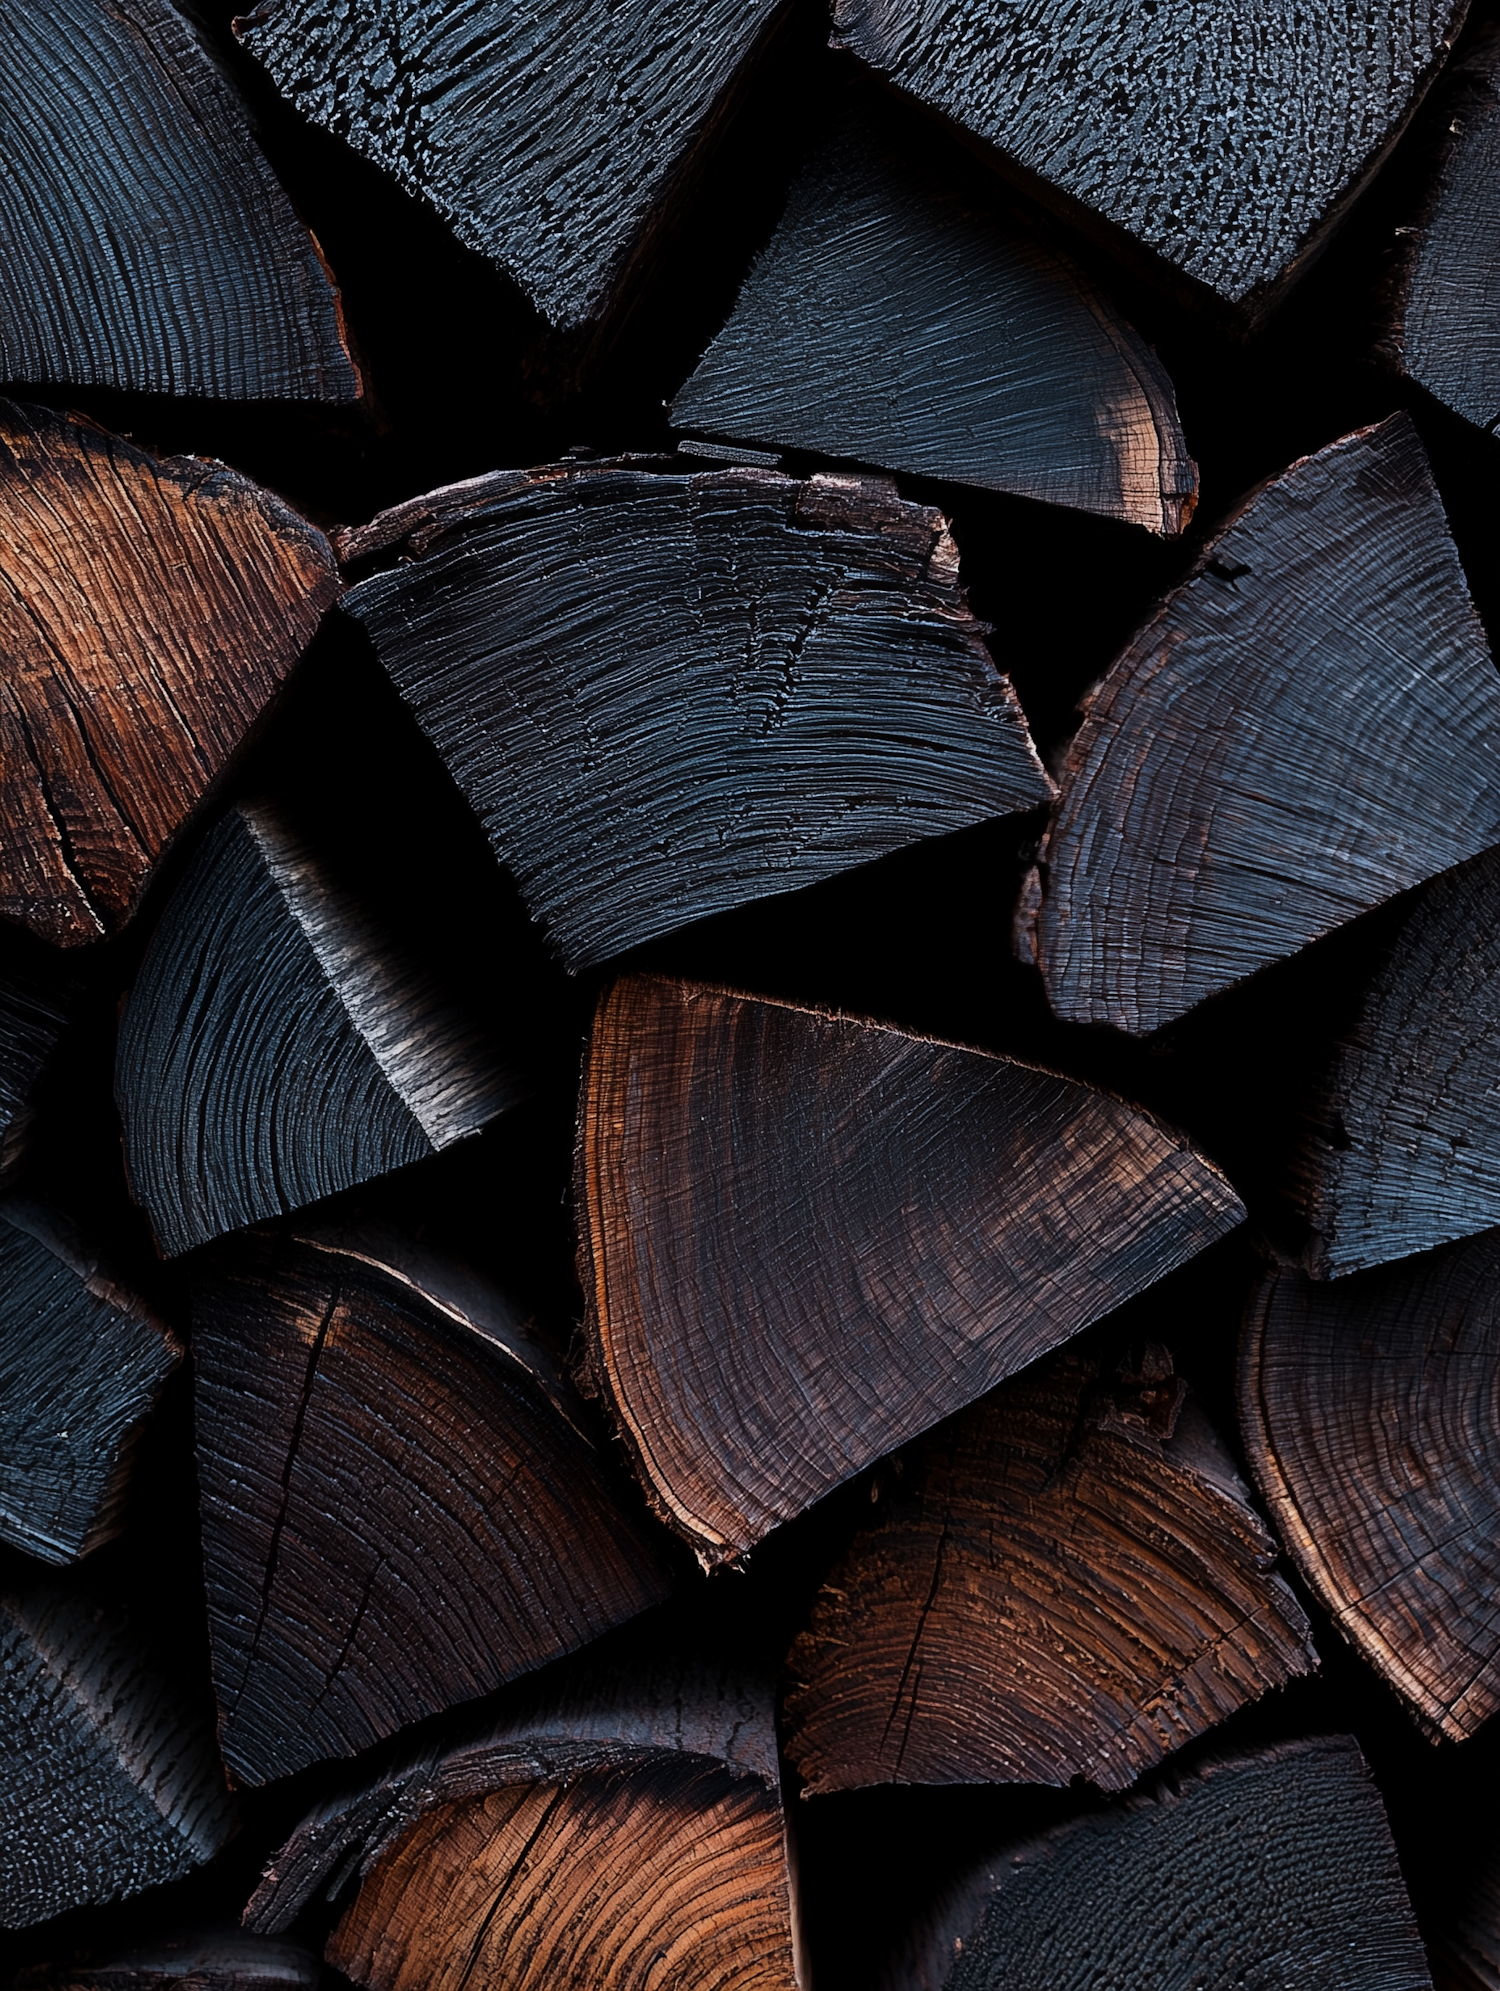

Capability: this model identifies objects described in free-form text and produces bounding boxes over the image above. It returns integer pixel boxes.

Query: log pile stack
[5,1,1500,1987]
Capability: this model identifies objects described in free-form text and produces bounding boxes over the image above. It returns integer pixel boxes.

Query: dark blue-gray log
[0,937,72,1183]
[9,1928,321,1991]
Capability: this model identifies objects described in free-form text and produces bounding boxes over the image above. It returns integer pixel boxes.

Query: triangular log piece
[0,943,72,1184]
[1018,414,1500,1036]
[10,1928,321,1991]
[344,460,1053,970]
[193,1222,673,1787]
[245,1644,802,1991]
[1295,847,1500,1276]
[235,0,786,352]
[578,974,1244,1564]
[671,93,1197,533]
[783,1342,1315,1795]
[0,1579,235,1930]
[1242,1244,1500,1741]
[115,801,533,1257]
[0,402,340,948]
[0,0,360,402]
[883,1737,1430,1991]
[830,0,1464,324]
[0,1198,180,1565]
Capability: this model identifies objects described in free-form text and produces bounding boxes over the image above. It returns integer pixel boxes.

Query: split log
[0,1198,180,1565]
[9,1929,320,1991]
[783,1342,1315,1795]
[0,1578,235,1930]
[235,0,786,355]
[671,91,1197,533]
[245,1643,802,1991]
[343,460,1053,970]
[115,800,532,1256]
[0,402,340,948]
[1017,414,1500,1036]
[0,943,72,1183]
[578,974,1244,1564]
[1294,847,1500,1276]
[884,1736,1429,1991]
[0,0,360,402]
[193,1222,672,1787]
[1242,1243,1500,1741]
[831,0,1465,323]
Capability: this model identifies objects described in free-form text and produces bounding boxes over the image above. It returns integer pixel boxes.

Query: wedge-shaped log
[0,403,340,948]
[1243,1244,1500,1741]
[194,1223,672,1786]
[0,1579,235,1929]
[1018,415,1500,1035]
[0,1199,180,1565]
[0,942,72,1183]
[832,0,1465,323]
[246,1644,801,1991]
[116,801,532,1256]
[0,0,360,401]
[578,975,1243,1564]
[884,1736,1430,1991]
[785,1342,1314,1795]
[11,1929,320,1991]
[236,0,785,351]
[345,461,1052,970]
[672,93,1196,533]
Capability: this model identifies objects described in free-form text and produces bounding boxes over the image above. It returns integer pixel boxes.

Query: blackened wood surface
[1431,1834,1500,1991]
[1019,415,1500,1035]
[0,403,339,948]
[11,1929,321,1991]
[0,1200,180,1565]
[885,1738,1429,1991]
[0,1581,235,1929]
[0,947,71,1183]
[671,95,1196,532]
[116,802,531,1256]
[578,975,1243,1563]
[345,461,1052,971]
[1242,1244,1500,1741]
[1296,847,1500,1276]
[194,1224,671,1786]
[831,0,1466,320]
[0,0,360,402]
[236,0,785,340]
[784,1344,1314,1795]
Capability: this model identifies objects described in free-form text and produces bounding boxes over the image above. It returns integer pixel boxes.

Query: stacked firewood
[5,1,1500,1987]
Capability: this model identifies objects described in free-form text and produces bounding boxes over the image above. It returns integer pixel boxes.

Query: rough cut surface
[0,1581,236,1929]
[672,94,1195,531]
[236,0,786,336]
[0,1200,180,1565]
[0,0,360,401]
[884,1738,1430,1991]
[832,0,1467,317]
[194,1224,671,1786]
[784,1344,1315,1795]
[0,946,72,1182]
[1019,415,1500,1035]
[0,403,340,948]
[1243,1245,1500,1742]
[347,461,1052,970]
[117,802,531,1256]
[578,975,1244,1562]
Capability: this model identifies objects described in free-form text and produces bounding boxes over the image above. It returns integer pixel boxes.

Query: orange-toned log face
[0,401,337,946]
[328,1760,800,1991]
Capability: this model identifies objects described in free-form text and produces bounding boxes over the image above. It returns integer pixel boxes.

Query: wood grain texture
[784,1343,1314,1796]
[0,1199,180,1565]
[0,403,339,948]
[11,1929,321,1991]
[578,975,1244,1564]
[0,1580,235,1929]
[116,801,531,1256]
[193,1223,672,1787]
[831,0,1466,319]
[671,92,1196,532]
[0,0,360,402]
[1018,414,1500,1035]
[883,1736,1430,1991]
[0,944,71,1183]
[1242,1244,1500,1742]
[345,460,1052,971]
[236,0,786,339]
